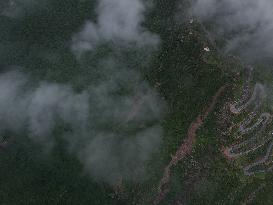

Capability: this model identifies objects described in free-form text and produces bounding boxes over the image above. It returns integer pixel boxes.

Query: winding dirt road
[223,66,273,176]
[154,85,226,205]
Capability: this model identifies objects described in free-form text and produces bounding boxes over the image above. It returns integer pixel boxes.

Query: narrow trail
[224,112,271,158]
[229,66,253,114]
[243,140,273,175]
[154,85,226,205]
[223,66,273,176]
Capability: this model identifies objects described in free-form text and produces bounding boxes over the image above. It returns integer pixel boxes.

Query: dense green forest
[0,0,273,204]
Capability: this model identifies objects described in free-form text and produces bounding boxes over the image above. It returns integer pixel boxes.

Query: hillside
[0,0,273,205]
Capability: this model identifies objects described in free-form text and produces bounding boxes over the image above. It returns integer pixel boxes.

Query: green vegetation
[1,0,273,205]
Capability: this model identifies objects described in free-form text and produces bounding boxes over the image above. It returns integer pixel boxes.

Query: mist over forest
[1,1,273,205]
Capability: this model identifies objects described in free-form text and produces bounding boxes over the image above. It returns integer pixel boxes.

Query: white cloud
[0,68,164,183]
[1,0,46,18]
[192,0,273,62]
[71,0,159,56]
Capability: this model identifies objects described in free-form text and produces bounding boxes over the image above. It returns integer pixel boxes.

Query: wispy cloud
[0,0,163,185]
[192,0,273,62]
[1,0,47,18]
[0,62,164,184]
[71,0,159,57]
[0,71,89,148]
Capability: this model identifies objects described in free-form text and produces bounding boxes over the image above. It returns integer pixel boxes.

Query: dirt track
[223,65,273,176]
[154,86,226,204]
